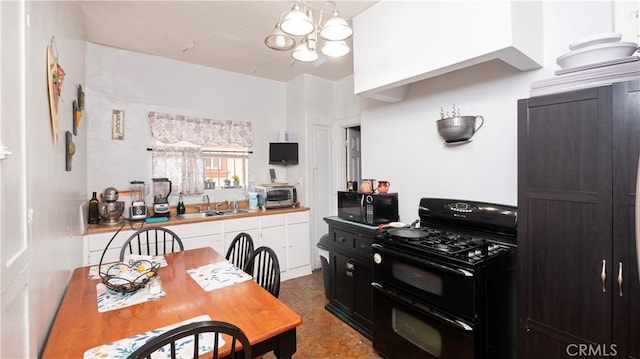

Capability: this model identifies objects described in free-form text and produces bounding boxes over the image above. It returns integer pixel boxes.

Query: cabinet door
[260,214,287,272]
[518,86,613,358]
[611,80,640,359]
[261,225,287,272]
[331,251,354,314]
[287,222,310,270]
[352,256,373,327]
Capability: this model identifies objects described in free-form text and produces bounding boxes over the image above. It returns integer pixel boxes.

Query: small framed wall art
[111,109,124,140]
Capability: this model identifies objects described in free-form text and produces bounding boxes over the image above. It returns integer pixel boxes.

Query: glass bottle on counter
[177,193,186,215]
[88,192,99,224]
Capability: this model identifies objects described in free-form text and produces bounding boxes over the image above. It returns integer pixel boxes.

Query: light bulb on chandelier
[265,1,353,62]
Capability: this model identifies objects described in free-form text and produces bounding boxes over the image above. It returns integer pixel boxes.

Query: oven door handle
[373,243,474,277]
[372,282,474,331]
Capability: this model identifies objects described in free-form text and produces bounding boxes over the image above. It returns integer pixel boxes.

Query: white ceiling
[77,1,377,83]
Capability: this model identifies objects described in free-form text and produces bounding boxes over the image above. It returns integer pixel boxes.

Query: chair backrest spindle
[127,320,251,359]
[245,246,280,298]
[120,227,184,261]
[225,233,255,269]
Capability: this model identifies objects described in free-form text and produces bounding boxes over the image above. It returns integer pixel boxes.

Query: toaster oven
[256,185,297,209]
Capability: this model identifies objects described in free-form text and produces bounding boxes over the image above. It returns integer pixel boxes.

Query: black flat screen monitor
[269,142,298,165]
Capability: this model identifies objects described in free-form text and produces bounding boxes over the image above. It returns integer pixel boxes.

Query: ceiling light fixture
[264,1,353,63]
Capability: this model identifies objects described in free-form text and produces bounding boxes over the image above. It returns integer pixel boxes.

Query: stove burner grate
[380,225,515,264]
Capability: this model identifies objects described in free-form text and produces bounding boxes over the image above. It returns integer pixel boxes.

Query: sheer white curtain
[151,146,204,194]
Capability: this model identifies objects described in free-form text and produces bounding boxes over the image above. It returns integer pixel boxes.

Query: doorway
[346,126,361,187]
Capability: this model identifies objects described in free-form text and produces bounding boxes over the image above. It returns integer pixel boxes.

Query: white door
[310,123,333,268]
[1,1,31,357]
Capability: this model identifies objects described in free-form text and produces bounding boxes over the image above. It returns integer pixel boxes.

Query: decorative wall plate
[46,37,64,145]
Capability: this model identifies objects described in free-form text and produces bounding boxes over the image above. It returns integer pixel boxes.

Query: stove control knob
[373,253,383,264]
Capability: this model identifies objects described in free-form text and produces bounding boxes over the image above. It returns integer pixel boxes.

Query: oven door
[372,282,475,359]
[372,243,475,320]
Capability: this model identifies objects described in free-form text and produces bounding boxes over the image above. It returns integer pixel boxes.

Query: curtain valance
[149,111,253,147]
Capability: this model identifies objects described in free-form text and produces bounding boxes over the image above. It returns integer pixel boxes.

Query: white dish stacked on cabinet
[529,32,639,96]
[556,32,638,70]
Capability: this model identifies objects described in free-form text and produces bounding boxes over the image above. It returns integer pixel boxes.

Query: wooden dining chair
[127,320,252,359]
[119,226,184,261]
[225,232,254,270]
[244,246,281,298]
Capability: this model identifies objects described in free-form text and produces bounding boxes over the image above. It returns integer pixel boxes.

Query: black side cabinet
[324,217,377,339]
[517,80,639,358]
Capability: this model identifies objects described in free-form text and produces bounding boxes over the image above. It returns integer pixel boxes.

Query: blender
[152,178,172,217]
[129,180,147,220]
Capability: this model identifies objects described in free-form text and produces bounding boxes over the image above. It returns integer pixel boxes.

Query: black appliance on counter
[372,198,517,359]
[337,191,399,225]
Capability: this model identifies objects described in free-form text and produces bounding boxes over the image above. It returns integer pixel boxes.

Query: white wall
[358,1,615,222]
[84,44,287,206]
[22,1,87,356]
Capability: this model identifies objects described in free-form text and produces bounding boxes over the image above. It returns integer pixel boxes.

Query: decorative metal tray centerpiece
[99,259,160,294]
[98,225,160,294]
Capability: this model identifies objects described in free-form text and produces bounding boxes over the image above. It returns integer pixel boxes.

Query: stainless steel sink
[216,209,250,215]
[177,211,221,220]
[177,209,250,220]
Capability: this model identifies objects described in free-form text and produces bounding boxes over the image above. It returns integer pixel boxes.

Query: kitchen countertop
[85,206,310,235]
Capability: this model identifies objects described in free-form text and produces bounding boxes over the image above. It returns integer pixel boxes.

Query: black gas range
[371,198,517,359]
[376,198,517,268]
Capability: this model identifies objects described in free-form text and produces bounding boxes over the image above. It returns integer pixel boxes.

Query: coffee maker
[129,180,147,220]
[152,178,172,217]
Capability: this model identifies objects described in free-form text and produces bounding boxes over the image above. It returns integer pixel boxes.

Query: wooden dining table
[41,247,302,358]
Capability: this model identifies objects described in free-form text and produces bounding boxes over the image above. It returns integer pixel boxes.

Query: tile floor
[263,269,383,359]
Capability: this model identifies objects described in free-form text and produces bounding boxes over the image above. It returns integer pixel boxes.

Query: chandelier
[264,1,354,63]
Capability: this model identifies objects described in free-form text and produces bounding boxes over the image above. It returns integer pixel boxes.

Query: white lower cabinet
[82,211,312,281]
[222,217,260,260]
[173,221,224,254]
[84,228,136,265]
[257,212,312,280]
[286,212,311,274]
[259,214,287,273]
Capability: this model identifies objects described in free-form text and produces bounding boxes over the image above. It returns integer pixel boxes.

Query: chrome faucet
[202,194,210,212]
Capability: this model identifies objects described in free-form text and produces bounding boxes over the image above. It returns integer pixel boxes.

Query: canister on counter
[347,181,357,192]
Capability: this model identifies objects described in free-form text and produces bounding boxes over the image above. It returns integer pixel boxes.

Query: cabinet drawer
[174,221,222,238]
[332,229,355,251]
[85,230,135,251]
[261,213,286,228]
[223,217,260,232]
[354,236,373,255]
[287,211,309,224]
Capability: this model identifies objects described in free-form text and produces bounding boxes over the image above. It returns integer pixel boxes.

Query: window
[148,111,253,194]
[202,146,248,189]
[151,141,248,194]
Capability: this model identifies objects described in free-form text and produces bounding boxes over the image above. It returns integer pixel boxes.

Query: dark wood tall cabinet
[517,79,639,359]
